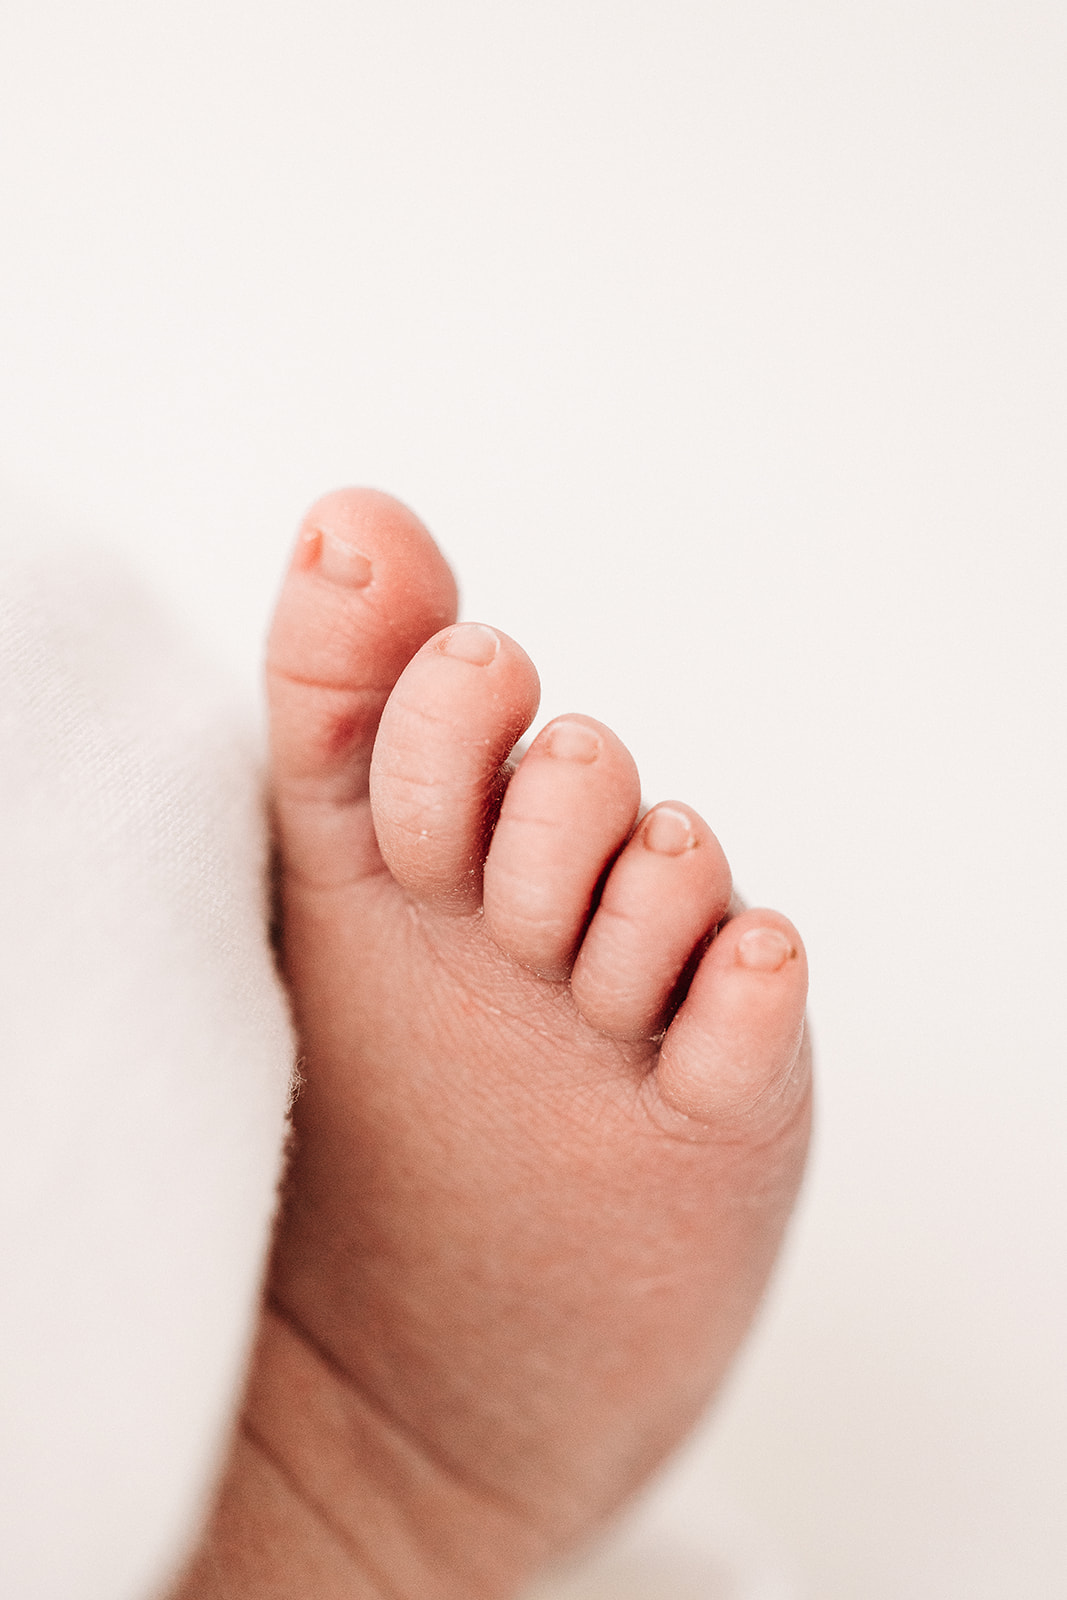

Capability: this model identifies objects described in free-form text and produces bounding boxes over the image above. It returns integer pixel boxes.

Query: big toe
[267,488,458,888]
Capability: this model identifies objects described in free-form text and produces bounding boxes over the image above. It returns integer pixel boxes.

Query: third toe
[482,716,640,979]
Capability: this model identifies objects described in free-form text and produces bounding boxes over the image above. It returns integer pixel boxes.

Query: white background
[2,4,1065,1596]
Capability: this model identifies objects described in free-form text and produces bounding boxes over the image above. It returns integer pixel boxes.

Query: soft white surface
[1,3,1066,1595]
[0,546,295,1599]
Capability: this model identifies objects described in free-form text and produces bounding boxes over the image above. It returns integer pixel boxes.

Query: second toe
[369,623,541,911]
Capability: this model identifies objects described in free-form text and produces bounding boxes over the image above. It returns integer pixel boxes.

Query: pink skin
[172,489,812,1600]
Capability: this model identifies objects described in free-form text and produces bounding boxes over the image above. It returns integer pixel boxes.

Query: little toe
[653,909,810,1134]
[266,488,458,887]
[570,802,732,1037]
[482,716,641,979]
[369,624,541,910]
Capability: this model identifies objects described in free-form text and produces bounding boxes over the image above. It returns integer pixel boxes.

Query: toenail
[314,529,373,587]
[542,720,600,762]
[440,623,500,664]
[642,805,696,855]
[737,926,795,972]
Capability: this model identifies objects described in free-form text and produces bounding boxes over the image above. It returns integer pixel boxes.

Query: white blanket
[0,550,294,1600]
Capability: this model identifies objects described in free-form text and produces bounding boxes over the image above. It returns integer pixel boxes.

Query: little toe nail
[737,926,796,972]
[543,720,600,762]
[642,805,695,855]
[313,529,374,588]
[440,623,500,664]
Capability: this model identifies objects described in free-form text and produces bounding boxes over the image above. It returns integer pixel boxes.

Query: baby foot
[189,490,811,1600]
